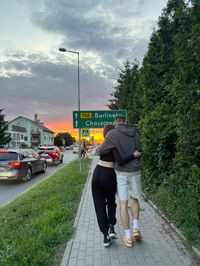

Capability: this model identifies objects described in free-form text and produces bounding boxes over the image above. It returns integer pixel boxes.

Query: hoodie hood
[117,123,136,137]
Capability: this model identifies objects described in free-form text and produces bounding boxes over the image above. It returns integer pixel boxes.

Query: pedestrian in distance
[92,124,137,247]
[98,115,142,248]
[81,140,87,158]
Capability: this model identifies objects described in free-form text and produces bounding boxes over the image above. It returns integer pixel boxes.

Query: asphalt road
[0,150,78,207]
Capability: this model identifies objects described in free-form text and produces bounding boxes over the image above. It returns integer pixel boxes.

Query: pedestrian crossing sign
[81,129,90,137]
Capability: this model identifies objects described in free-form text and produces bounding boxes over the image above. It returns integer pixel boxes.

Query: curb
[142,192,200,262]
[60,162,93,266]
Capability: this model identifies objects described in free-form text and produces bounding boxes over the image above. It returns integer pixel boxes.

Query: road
[0,150,78,207]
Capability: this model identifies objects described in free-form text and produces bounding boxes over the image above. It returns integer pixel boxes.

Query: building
[7,114,54,148]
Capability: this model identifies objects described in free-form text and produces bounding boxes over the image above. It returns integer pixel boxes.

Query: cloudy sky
[0,0,168,134]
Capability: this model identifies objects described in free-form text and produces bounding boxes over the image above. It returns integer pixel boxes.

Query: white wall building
[7,114,54,148]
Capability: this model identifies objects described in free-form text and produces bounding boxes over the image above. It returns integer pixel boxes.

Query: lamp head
[59,48,66,52]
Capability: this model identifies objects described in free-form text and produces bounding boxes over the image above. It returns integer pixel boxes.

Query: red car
[37,146,63,166]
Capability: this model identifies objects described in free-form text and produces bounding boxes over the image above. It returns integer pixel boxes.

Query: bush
[149,165,200,246]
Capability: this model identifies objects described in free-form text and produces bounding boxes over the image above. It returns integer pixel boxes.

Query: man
[98,115,142,248]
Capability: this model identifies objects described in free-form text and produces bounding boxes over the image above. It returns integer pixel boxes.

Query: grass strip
[0,158,91,266]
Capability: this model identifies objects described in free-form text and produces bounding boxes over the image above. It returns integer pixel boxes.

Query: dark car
[37,146,63,166]
[0,149,47,182]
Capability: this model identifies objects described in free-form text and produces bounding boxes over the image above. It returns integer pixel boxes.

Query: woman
[91,124,135,247]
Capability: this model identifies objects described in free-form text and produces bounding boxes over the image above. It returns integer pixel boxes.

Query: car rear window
[0,152,18,161]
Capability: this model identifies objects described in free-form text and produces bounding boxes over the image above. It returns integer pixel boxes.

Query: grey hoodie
[98,123,142,172]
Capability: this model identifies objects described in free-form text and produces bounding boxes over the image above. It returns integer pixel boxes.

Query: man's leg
[129,173,142,240]
[116,172,133,247]
[129,196,139,220]
[119,200,129,229]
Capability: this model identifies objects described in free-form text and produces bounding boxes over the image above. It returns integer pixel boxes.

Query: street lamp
[59,47,81,170]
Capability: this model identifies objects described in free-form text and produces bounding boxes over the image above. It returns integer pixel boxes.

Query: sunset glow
[44,118,104,143]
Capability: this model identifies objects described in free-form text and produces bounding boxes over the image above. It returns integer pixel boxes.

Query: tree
[108,60,141,125]
[138,0,186,189]
[0,109,11,147]
[106,0,200,245]
[171,0,200,170]
[54,132,75,147]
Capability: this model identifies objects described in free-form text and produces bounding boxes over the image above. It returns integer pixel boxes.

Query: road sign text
[73,110,127,128]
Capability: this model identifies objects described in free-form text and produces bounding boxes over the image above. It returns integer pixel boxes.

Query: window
[13,133,20,141]
[24,136,28,141]
[0,152,18,161]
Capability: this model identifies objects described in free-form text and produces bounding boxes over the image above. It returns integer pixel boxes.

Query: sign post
[73,110,127,129]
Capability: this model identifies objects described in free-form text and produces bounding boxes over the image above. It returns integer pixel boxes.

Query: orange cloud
[44,118,73,133]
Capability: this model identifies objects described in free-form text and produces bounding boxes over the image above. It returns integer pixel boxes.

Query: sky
[0,0,168,139]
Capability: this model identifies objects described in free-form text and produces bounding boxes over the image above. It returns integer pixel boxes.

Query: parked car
[0,149,47,182]
[37,146,63,166]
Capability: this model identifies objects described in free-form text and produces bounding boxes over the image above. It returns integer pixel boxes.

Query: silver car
[0,149,47,182]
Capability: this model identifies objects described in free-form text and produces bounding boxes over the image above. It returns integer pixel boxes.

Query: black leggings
[91,165,117,234]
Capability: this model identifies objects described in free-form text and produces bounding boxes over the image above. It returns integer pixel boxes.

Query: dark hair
[103,124,115,137]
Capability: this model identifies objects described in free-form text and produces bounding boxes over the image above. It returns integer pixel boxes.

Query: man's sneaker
[133,228,142,241]
[124,236,133,248]
[103,234,112,247]
[109,224,117,239]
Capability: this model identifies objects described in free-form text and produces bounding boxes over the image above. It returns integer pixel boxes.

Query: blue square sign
[81,129,89,136]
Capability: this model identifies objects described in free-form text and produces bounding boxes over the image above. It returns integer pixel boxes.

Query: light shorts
[116,171,142,201]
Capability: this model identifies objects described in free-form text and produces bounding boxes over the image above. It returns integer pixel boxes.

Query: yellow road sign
[80,113,92,119]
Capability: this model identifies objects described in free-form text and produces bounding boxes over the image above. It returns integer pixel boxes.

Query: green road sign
[73,110,127,128]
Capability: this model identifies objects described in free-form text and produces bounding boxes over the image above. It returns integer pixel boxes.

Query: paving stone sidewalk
[61,156,198,266]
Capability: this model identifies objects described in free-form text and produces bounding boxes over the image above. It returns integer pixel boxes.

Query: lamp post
[59,48,81,170]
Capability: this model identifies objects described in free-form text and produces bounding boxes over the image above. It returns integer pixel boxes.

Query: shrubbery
[108,0,200,246]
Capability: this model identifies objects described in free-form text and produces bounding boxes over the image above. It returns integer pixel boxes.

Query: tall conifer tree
[172,0,200,169]
[139,0,186,189]
[0,109,11,147]
[108,60,141,125]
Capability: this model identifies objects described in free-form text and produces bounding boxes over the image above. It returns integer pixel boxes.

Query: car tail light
[0,150,8,153]
[50,151,58,158]
[8,161,23,167]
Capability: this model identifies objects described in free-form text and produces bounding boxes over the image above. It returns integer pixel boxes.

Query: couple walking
[91,115,142,247]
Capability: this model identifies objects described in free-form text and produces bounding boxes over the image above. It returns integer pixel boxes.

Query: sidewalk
[61,156,198,266]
